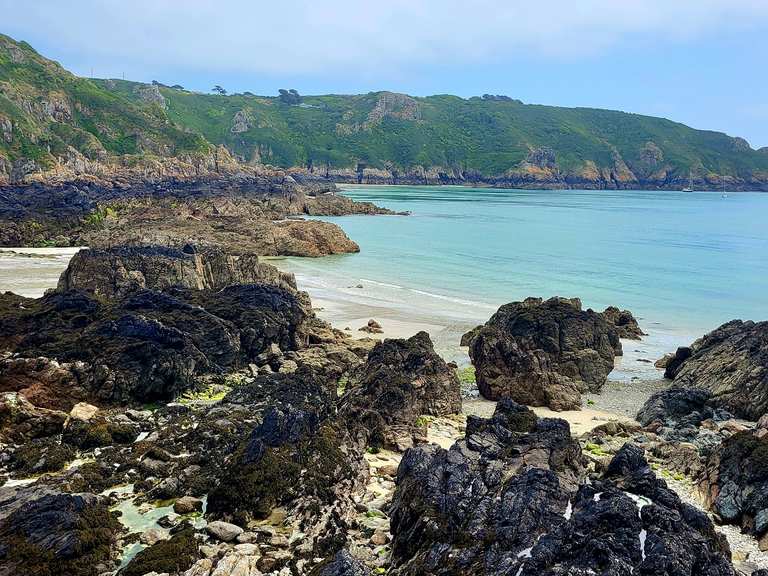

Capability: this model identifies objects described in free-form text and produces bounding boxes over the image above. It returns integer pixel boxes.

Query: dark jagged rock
[342,331,462,450]
[664,320,768,420]
[390,421,736,575]
[700,427,768,545]
[521,444,734,575]
[636,387,734,443]
[635,387,739,469]
[58,245,298,299]
[222,366,337,421]
[0,485,120,576]
[205,366,367,563]
[0,283,308,403]
[600,305,645,339]
[309,549,372,576]
[388,399,584,574]
[467,297,623,411]
[207,403,367,560]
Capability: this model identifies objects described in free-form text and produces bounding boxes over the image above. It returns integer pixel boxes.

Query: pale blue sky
[3,0,767,147]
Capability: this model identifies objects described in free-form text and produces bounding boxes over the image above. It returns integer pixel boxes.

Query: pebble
[207,520,244,542]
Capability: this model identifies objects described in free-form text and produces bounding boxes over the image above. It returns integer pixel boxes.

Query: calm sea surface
[2,186,766,379]
[281,185,768,358]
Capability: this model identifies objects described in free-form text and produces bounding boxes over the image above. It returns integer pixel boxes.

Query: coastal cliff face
[290,159,768,191]
[2,33,767,192]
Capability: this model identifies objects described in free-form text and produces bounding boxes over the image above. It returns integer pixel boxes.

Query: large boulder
[0,485,120,576]
[664,319,768,420]
[342,331,462,450]
[58,245,298,299]
[466,297,622,410]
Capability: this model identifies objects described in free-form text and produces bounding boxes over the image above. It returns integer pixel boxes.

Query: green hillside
[0,34,208,178]
[1,32,767,187]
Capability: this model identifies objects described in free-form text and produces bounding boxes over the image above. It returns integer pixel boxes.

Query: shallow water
[280,185,768,371]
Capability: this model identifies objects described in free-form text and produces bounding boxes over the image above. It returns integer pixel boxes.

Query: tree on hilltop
[278,89,301,104]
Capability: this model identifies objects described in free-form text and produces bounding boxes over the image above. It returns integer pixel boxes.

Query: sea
[2,185,766,382]
[277,185,768,379]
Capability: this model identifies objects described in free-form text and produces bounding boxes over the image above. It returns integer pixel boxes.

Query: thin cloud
[2,0,767,75]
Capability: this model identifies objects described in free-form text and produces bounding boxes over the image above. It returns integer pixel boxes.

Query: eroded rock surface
[0,284,308,403]
[58,245,298,299]
[467,297,623,410]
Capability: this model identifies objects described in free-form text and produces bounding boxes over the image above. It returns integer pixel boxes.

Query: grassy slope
[0,34,208,170]
[1,32,766,182]
[122,86,767,179]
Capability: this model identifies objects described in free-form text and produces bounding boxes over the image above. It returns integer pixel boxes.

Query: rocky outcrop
[664,319,768,420]
[388,400,583,575]
[600,305,645,339]
[0,167,397,251]
[466,297,623,410]
[635,387,739,472]
[207,369,368,563]
[58,245,298,299]
[699,425,768,546]
[389,403,735,574]
[0,283,308,403]
[0,485,120,576]
[342,332,462,450]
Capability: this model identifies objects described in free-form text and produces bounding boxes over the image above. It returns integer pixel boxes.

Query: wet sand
[0,247,83,297]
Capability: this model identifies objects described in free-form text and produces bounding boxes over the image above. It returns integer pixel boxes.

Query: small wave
[409,288,496,308]
[360,277,494,309]
[360,278,405,290]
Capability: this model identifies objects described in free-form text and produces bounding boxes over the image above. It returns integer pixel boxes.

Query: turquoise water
[285,186,768,342]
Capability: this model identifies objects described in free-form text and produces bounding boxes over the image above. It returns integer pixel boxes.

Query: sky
[2,0,767,148]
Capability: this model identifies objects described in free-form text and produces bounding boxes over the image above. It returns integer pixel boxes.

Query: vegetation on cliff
[1,33,768,188]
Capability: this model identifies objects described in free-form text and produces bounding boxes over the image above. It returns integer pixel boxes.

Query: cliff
[1,33,767,191]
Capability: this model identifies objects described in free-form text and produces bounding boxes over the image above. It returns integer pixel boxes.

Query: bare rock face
[467,297,622,411]
[58,245,298,299]
[0,392,68,443]
[0,356,91,412]
[664,319,768,420]
[388,400,584,575]
[207,370,368,564]
[342,331,462,450]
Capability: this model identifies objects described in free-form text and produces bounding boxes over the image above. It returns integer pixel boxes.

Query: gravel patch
[584,377,670,419]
